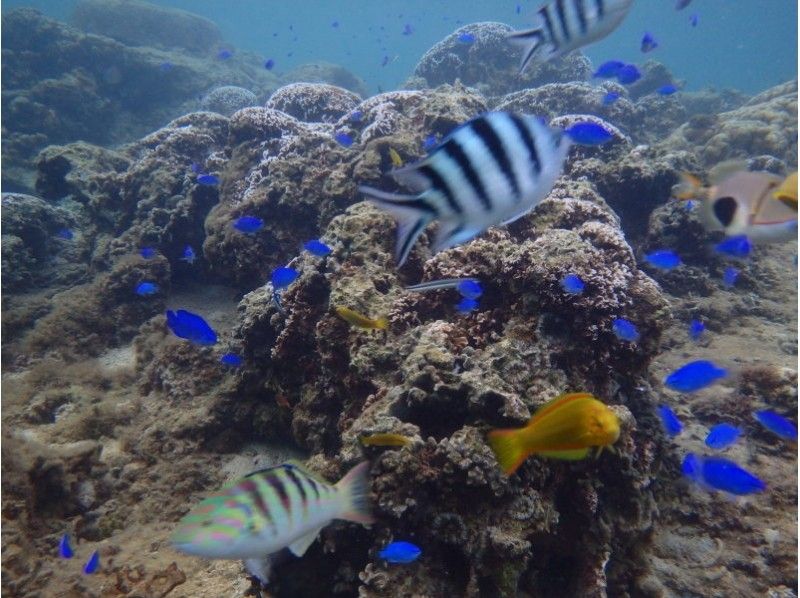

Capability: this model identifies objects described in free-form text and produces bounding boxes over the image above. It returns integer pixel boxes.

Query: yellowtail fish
[360,433,413,447]
[487,392,620,475]
[774,172,798,211]
[335,306,388,330]
[388,148,404,168]
[171,462,373,582]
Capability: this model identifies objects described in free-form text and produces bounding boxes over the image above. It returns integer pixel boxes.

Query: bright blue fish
[135,282,159,296]
[350,110,363,123]
[378,541,421,564]
[676,0,693,9]
[456,297,479,314]
[688,319,705,341]
[640,32,658,53]
[689,13,699,27]
[220,353,243,367]
[560,274,585,294]
[457,32,476,44]
[657,405,682,437]
[57,228,74,240]
[304,239,332,257]
[264,58,275,70]
[159,61,173,72]
[705,423,741,449]
[217,48,233,60]
[83,550,100,574]
[592,60,625,78]
[190,162,203,174]
[612,318,639,342]
[422,134,438,151]
[753,410,797,441]
[564,122,613,146]
[714,235,751,258]
[687,455,766,496]
[602,92,620,106]
[166,310,218,345]
[684,200,695,211]
[402,24,414,36]
[657,85,678,96]
[197,174,219,186]
[664,360,727,393]
[681,453,700,480]
[140,247,157,259]
[272,267,299,290]
[233,216,264,233]
[59,534,74,559]
[181,245,196,265]
[645,250,681,270]
[334,131,354,147]
[457,280,483,300]
[617,64,641,85]
[722,266,739,287]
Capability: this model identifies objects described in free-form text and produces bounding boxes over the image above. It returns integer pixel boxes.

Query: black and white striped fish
[510,0,634,73]
[359,112,571,267]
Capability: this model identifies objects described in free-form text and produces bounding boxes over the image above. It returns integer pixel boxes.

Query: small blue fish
[516,4,521,14]
[681,453,700,480]
[714,235,751,258]
[264,58,275,70]
[59,534,74,559]
[684,454,766,496]
[688,319,705,341]
[378,541,421,564]
[197,174,219,186]
[83,550,100,574]
[304,239,332,257]
[640,32,658,53]
[334,131,354,147]
[689,13,699,27]
[617,64,641,85]
[402,24,414,36]
[166,310,218,345]
[675,0,693,10]
[684,200,695,211]
[381,55,390,67]
[350,110,363,123]
[753,410,797,441]
[602,92,620,106]
[657,84,678,96]
[181,245,196,265]
[272,267,299,290]
[657,405,682,437]
[457,32,476,44]
[191,162,203,174]
[612,318,639,342]
[644,250,681,270]
[331,20,340,28]
[422,134,438,151]
[220,353,243,367]
[705,423,741,450]
[592,60,625,78]
[159,61,173,72]
[135,282,159,296]
[57,228,74,240]
[233,216,264,233]
[664,360,727,393]
[560,274,585,294]
[217,48,233,60]
[457,280,483,300]
[565,122,613,146]
[140,247,157,259]
[722,266,739,287]
[456,297,479,314]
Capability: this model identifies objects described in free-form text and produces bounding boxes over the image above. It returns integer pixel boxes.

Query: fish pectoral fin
[288,526,324,557]
[535,448,591,461]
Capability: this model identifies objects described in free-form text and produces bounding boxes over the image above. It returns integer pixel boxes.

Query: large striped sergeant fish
[171,461,373,582]
[510,0,634,73]
[359,111,571,267]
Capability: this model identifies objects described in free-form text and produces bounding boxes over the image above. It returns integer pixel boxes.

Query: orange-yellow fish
[360,433,412,447]
[487,392,620,475]
[335,306,388,330]
[388,148,404,168]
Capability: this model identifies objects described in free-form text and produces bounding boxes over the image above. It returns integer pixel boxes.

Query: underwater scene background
[1,1,797,597]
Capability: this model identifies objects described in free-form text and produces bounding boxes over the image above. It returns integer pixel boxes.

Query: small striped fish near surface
[171,461,372,583]
[359,111,571,267]
[510,0,634,73]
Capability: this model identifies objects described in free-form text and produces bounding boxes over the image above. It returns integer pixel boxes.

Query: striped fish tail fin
[507,27,545,74]
[335,461,374,525]
[487,427,528,475]
[359,185,436,267]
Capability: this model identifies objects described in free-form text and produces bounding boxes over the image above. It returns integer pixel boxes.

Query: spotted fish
[510,0,634,73]
[171,461,373,578]
[359,112,571,266]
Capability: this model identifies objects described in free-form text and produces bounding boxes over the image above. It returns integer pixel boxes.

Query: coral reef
[200,86,259,117]
[281,62,369,98]
[265,83,362,124]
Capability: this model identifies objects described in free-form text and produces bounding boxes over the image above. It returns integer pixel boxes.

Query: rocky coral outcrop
[265,83,362,124]
[200,86,259,117]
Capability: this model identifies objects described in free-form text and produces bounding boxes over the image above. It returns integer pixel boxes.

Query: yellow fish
[360,433,412,447]
[388,148,404,168]
[335,306,388,330]
[487,392,620,475]
[774,172,797,211]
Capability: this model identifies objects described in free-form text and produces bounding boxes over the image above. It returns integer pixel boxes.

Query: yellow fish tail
[672,172,703,200]
[487,428,529,475]
[374,317,389,330]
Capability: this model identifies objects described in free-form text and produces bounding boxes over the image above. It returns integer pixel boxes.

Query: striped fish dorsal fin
[529,392,595,425]
[283,460,331,485]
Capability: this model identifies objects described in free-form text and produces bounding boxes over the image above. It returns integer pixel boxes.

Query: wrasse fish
[487,392,620,475]
[360,112,571,266]
[335,306,388,330]
[509,0,633,73]
[360,433,413,447]
[171,461,373,580]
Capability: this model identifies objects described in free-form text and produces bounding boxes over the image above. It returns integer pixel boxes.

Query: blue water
[5,0,797,95]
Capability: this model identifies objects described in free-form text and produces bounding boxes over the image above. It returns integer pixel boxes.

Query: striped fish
[359,112,571,266]
[171,461,373,566]
[510,0,634,73]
